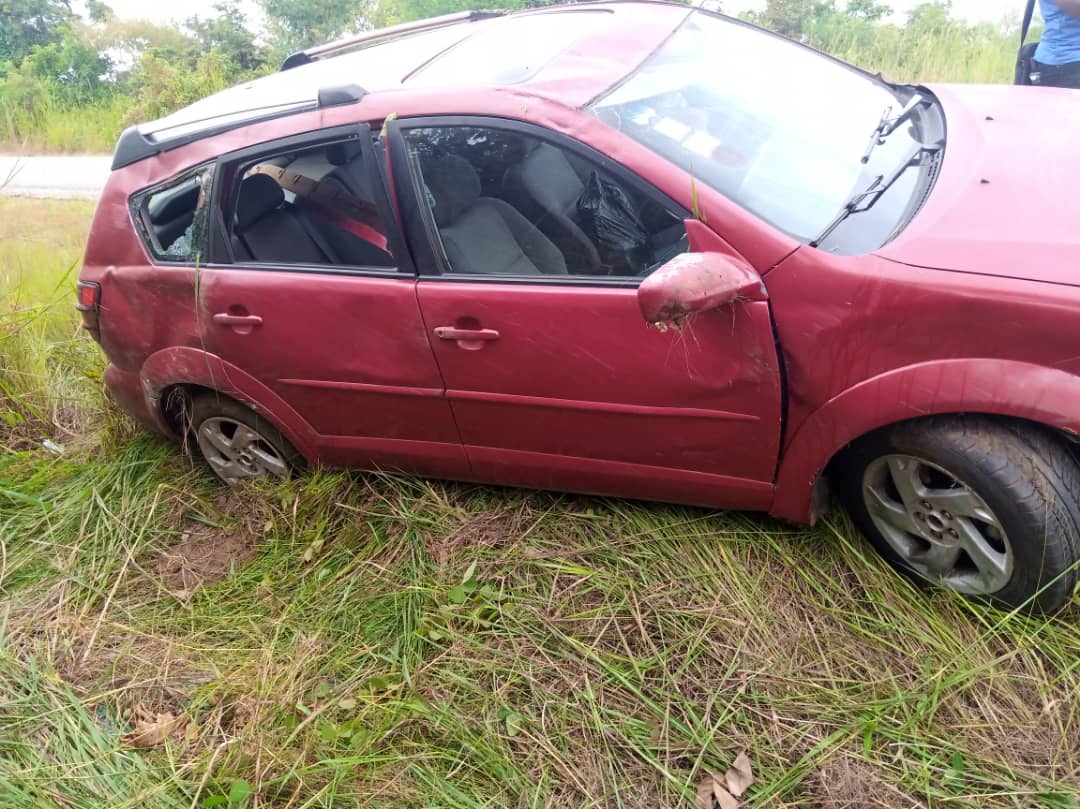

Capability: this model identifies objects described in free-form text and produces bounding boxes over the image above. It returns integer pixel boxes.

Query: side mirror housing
[637,252,765,326]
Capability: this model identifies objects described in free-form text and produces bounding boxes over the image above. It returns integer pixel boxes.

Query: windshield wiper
[860,92,929,166]
[811,140,942,249]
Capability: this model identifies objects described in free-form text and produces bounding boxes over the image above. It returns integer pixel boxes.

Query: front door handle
[212,312,263,335]
[434,326,500,351]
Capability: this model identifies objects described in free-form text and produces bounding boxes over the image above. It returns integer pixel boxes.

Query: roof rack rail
[280,9,506,70]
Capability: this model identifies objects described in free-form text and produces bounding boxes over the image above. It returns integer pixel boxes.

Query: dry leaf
[122,705,189,748]
[696,773,738,809]
[696,774,717,809]
[725,751,755,797]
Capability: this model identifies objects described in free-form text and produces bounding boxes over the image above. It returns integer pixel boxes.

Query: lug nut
[942,511,953,521]
[931,530,943,540]
[914,511,925,521]
[948,528,959,539]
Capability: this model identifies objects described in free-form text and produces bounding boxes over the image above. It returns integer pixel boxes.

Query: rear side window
[133,166,213,263]
[220,137,395,269]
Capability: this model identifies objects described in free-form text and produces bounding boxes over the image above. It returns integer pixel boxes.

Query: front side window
[222,136,395,269]
[403,125,687,279]
[591,11,943,254]
[134,166,213,263]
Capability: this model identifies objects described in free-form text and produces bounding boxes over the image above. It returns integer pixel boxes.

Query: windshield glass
[591,11,935,252]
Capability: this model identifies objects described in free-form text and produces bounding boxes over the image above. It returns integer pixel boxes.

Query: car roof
[124,1,691,161]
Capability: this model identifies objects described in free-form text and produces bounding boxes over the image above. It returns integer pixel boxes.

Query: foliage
[0,0,72,67]
[187,1,270,73]
[258,0,376,55]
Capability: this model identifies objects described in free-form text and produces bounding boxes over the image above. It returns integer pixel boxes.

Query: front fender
[139,346,319,461]
[770,359,1080,523]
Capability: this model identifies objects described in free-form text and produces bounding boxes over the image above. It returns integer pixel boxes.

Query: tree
[86,0,112,23]
[750,0,834,39]
[17,29,110,104]
[906,1,952,32]
[258,0,372,53]
[0,0,73,65]
[845,0,891,22]
[186,1,268,73]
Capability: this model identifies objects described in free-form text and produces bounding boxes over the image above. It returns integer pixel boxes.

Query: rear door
[197,123,465,477]
[388,117,784,509]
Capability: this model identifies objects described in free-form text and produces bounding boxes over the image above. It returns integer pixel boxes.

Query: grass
[1,198,1078,808]
[0,95,131,155]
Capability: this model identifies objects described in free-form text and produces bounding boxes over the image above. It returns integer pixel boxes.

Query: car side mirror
[637,252,765,326]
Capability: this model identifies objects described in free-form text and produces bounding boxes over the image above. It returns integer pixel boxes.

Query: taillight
[76,280,101,340]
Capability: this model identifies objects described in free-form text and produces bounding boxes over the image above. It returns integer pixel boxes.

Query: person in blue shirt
[1032,0,1080,87]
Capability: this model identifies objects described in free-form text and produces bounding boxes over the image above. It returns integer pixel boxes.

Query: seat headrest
[327,140,364,166]
[421,153,481,227]
[236,173,284,230]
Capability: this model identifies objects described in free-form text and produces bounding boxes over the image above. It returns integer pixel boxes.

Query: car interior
[139,129,688,277]
[406,127,689,277]
[145,176,201,254]
[229,140,396,268]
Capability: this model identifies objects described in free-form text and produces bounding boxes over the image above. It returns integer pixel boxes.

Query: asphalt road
[0,154,110,199]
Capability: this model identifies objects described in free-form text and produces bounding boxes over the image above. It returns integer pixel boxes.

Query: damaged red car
[78,2,1080,611]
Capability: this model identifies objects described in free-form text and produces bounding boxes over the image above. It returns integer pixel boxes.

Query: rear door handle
[212,313,263,327]
[434,326,500,350]
[212,312,263,335]
[434,327,499,341]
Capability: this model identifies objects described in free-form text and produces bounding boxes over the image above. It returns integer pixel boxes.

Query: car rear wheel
[838,416,1080,613]
[188,393,302,484]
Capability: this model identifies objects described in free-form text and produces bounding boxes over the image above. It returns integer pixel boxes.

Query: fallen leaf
[696,774,717,809]
[696,773,738,809]
[713,784,738,809]
[725,751,755,797]
[121,705,189,748]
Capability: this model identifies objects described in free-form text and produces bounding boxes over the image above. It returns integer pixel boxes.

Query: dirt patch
[808,753,918,809]
[154,492,266,598]
[52,627,206,720]
[424,509,522,568]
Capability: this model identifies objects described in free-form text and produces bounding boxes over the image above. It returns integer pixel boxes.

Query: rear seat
[233,173,332,264]
[298,143,395,268]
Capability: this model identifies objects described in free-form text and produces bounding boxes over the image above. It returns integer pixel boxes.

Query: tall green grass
[0,94,130,154]
[0,198,1077,807]
[819,23,1019,84]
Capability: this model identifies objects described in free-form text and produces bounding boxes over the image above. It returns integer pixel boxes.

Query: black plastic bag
[576,171,652,269]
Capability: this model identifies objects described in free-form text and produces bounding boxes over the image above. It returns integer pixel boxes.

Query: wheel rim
[196,417,289,483]
[861,453,1014,595]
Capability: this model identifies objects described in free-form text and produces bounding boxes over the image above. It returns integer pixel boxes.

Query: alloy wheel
[861,453,1014,595]
[196,416,290,483]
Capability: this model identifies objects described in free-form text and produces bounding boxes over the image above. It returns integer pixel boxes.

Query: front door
[390,119,783,508]
[198,124,465,477]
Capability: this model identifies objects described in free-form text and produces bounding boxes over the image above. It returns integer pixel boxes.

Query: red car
[78,2,1080,612]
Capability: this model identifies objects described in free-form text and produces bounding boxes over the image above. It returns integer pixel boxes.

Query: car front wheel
[839,416,1080,613]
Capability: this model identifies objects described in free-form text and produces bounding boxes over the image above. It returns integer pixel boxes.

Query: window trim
[130,162,216,267]
[386,114,691,288]
[206,122,416,278]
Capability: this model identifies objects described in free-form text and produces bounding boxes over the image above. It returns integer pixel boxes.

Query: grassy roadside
[1,198,1077,808]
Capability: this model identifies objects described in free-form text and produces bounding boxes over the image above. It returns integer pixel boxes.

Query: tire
[838,416,1080,613]
[187,393,303,484]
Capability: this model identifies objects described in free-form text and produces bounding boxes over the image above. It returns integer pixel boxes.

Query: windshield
[591,11,939,254]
